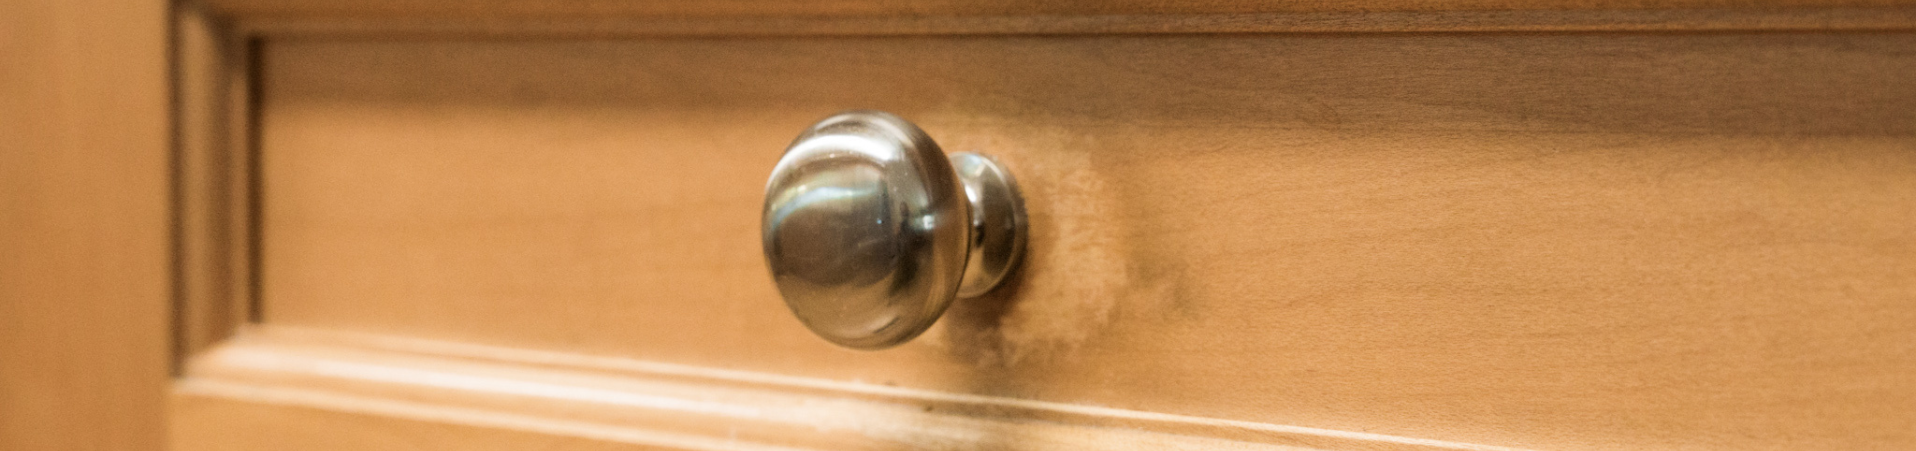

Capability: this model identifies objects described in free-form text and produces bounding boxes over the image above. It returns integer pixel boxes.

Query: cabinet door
[1,1,170,450]
[171,3,1916,451]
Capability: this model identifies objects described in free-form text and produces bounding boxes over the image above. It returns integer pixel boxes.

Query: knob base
[950,152,1027,299]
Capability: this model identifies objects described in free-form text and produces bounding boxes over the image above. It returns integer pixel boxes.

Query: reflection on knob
[762,111,1027,350]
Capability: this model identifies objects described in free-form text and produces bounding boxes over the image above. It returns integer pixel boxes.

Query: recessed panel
[261,34,1916,450]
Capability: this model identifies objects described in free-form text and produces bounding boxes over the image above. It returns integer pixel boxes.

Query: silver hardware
[762,111,1027,350]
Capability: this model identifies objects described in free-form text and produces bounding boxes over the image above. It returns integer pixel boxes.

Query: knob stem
[951,152,1026,298]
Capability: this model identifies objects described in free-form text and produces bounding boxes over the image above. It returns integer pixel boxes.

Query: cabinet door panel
[228,33,1916,450]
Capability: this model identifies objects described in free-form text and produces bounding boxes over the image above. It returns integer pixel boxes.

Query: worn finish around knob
[762,111,1026,350]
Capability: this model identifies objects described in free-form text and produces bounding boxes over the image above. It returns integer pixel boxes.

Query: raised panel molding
[174,327,1526,451]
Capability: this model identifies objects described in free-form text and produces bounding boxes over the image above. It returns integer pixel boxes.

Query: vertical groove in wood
[244,37,268,324]
[175,4,260,360]
[175,2,228,363]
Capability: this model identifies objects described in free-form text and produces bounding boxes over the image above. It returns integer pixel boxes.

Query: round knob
[762,111,1027,350]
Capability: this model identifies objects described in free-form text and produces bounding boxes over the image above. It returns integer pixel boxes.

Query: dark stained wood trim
[233,6,1916,38]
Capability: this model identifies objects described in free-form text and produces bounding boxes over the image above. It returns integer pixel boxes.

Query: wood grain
[174,326,1518,451]
[229,7,1916,39]
[207,0,1916,20]
[0,0,171,449]
[256,33,1916,450]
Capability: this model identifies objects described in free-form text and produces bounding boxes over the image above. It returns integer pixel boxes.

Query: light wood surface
[0,0,172,449]
[255,33,1916,450]
[178,326,1521,451]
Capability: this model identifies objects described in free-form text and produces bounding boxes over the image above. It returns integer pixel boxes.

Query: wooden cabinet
[10,2,1916,451]
[1,1,170,449]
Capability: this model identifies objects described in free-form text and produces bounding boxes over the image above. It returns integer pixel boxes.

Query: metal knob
[762,111,1027,350]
